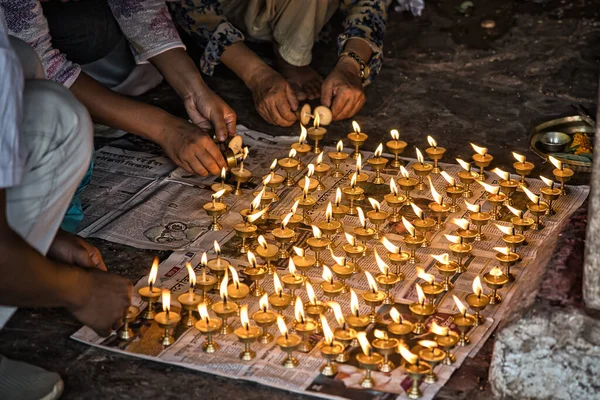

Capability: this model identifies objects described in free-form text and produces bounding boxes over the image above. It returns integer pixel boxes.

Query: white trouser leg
[0,80,93,329]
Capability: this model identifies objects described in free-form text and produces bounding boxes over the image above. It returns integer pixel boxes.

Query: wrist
[246,63,277,91]
[58,264,91,310]
[336,56,361,75]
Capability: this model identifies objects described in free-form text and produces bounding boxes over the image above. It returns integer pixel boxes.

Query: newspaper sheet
[74,126,589,399]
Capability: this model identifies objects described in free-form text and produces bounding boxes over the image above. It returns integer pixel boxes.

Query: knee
[23,80,93,171]
[9,36,45,80]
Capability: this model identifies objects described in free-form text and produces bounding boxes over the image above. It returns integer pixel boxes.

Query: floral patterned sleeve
[338,0,393,85]
[107,0,185,64]
[170,0,244,76]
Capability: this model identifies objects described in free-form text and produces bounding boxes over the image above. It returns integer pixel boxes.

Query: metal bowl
[538,131,572,153]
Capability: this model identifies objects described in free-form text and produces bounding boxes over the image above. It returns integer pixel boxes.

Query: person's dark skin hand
[68,268,133,337]
[321,57,366,121]
[248,66,299,127]
[183,87,237,143]
[47,229,106,271]
[158,116,227,176]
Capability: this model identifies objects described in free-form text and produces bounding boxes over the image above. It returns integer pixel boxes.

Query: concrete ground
[0,0,598,398]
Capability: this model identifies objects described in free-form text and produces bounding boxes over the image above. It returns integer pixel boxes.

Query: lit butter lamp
[374,249,403,305]
[304,282,328,332]
[177,263,203,327]
[118,306,140,340]
[307,225,330,268]
[387,307,414,346]
[411,202,435,248]
[196,252,217,306]
[483,266,509,305]
[255,235,279,275]
[278,148,300,187]
[342,172,364,216]
[441,171,464,212]
[409,283,436,334]
[367,143,388,184]
[227,266,250,311]
[293,297,318,353]
[295,176,318,224]
[195,302,222,353]
[465,276,490,327]
[314,152,330,191]
[417,340,446,384]
[386,178,408,222]
[425,135,446,174]
[417,267,444,304]
[319,315,345,376]
[431,321,459,365]
[456,158,478,198]
[252,294,277,344]
[367,198,389,240]
[465,200,491,241]
[138,257,161,319]
[398,165,418,203]
[452,295,476,346]
[328,140,349,178]
[402,217,426,264]
[470,143,493,181]
[540,176,561,216]
[477,180,507,221]
[269,272,293,317]
[399,344,430,399]
[427,177,451,230]
[343,233,366,272]
[234,305,262,361]
[307,113,327,154]
[496,224,526,254]
[372,329,399,373]
[381,236,410,276]
[330,252,355,294]
[445,234,473,273]
[233,207,267,255]
[353,207,375,255]
[272,213,296,259]
[523,186,550,230]
[354,146,370,194]
[347,121,368,160]
[549,155,574,195]
[244,252,268,297]
[412,148,433,191]
[452,218,478,244]
[281,258,305,301]
[329,302,356,363]
[356,332,384,388]
[262,159,285,200]
[207,240,231,285]
[231,147,252,196]
[211,167,233,194]
[386,129,407,168]
[362,271,387,323]
[512,152,535,188]
[154,289,181,346]
[252,177,277,221]
[276,315,302,368]
[492,167,519,205]
[212,270,238,334]
[345,289,371,347]
[432,253,458,292]
[291,246,315,282]
[321,265,344,302]
[495,246,520,282]
[318,203,341,246]
[296,163,319,193]
[291,124,312,164]
[332,188,349,230]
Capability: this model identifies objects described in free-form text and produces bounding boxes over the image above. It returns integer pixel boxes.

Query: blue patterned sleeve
[338,0,392,85]
[171,0,244,76]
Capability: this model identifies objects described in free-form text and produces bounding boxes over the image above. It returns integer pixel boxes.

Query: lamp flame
[416,267,435,284]
[322,265,334,283]
[242,147,249,161]
[452,218,470,230]
[452,294,467,316]
[247,251,257,268]
[311,225,322,239]
[456,158,471,172]
[350,172,358,188]
[247,207,268,223]
[506,204,524,218]
[293,246,304,257]
[289,148,297,159]
[357,332,372,357]
[321,314,334,345]
[295,297,305,323]
[326,202,333,221]
[240,305,250,329]
[350,289,359,316]
[471,143,487,156]
[277,315,288,336]
[492,168,509,181]
[540,175,554,188]
[444,234,462,244]
[390,307,402,323]
[335,187,342,205]
[356,154,362,174]
[336,140,344,152]
[441,171,455,186]
[427,135,437,148]
[374,249,390,275]
[270,159,277,171]
[478,180,501,195]
[390,178,399,196]
[494,246,511,256]
[374,329,388,341]
[221,167,227,180]
[306,281,317,305]
[473,276,483,297]
[365,271,378,293]
[314,112,320,128]
[148,257,159,287]
[259,293,269,312]
[410,202,425,220]
[344,232,357,247]
[357,207,366,228]
[464,200,481,213]
[288,258,297,276]
[186,262,196,287]
[273,272,283,295]
[262,174,272,187]
[281,212,293,228]
[162,289,170,312]
[490,266,503,277]
[307,164,315,178]
[522,186,540,204]
[352,121,361,133]
[429,177,443,204]
[398,344,418,365]
[512,152,526,163]
[303,176,311,195]
[432,253,450,265]
[381,236,400,254]
[214,240,221,254]
[374,143,383,157]
[329,301,345,326]
[219,270,228,301]
[299,124,307,143]
[201,251,208,266]
[419,340,439,350]
[400,165,410,179]
[416,148,425,164]
[430,321,449,336]
[317,152,324,165]
[402,216,416,237]
[251,189,264,211]
[391,129,399,140]
[330,250,346,267]
[548,155,562,170]
[198,302,209,321]
[369,198,381,213]
[228,265,240,288]
[291,199,299,214]
[258,235,268,249]
[496,224,515,235]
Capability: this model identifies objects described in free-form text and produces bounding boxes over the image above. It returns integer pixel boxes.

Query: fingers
[211,112,229,143]
[304,81,321,100]
[276,97,297,124]
[225,113,237,138]
[320,79,334,108]
[285,84,300,110]
[331,90,351,119]
[202,140,228,173]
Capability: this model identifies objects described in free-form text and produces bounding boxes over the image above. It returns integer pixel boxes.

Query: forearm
[220,42,273,88]
[151,48,207,99]
[69,72,172,143]
[342,38,373,64]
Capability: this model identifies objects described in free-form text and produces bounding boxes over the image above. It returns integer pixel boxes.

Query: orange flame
[456,158,471,172]
[471,143,487,156]
[416,283,425,305]
[365,271,379,292]
[494,246,511,256]
[432,253,450,265]
[277,315,288,336]
[492,168,509,181]
[148,257,159,287]
[512,152,526,163]
[374,249,390,275]
[390,307,402,323]
[198,302,209,320]
[288,257,297,276]
[259,293,269,311]
[430,321,449,336]
[321,314,334,345]
[352,121,361,134]
[368,197,381,212]
[496,224,515,235]
[452,218,470,230]
[391,129,400,140]
[336,140,344,152]
[506,204,524,218]
[444,234,462,244]
[381,236,400,254]
[548,155,562,170]
[162,288,170,312]
[357,331,372,357]
[402,216,416,237]
[477,180,501,195]
[490,266,503,277]
[328,301,345,326]
[429,177,443,204]
[427,135,437,148]
[416,267,435,284]
[240,304,250,329]
[410,202,425,220]
[390,178,398,196]
[416,148,425,164]
[350,289,360,316]
[273,272,283,295]
[295,297,305,323]
[452,294,467,316]
[374,329,389,340]
[258,235,268,249]
[473,276,483,296]
[398,344,418,364]
[522,186,540,204]
[335,187,342,205]
[441,171,455,186]
[306,281,317,305]
[186,262,196,287]
[400,165,410,179]
[374,143,383,157]
[311,225,322,239]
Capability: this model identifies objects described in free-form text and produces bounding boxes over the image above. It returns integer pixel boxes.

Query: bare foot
[274,49,323,101]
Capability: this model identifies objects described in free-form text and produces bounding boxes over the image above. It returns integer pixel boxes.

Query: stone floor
[0,0,598,399]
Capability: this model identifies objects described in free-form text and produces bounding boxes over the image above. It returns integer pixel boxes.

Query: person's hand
[68,269,132,337]
[321,57,366,120]
[248,66,298,127]
[158,117,227,176]
[48,230,107,271]
[183,87,237,143]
